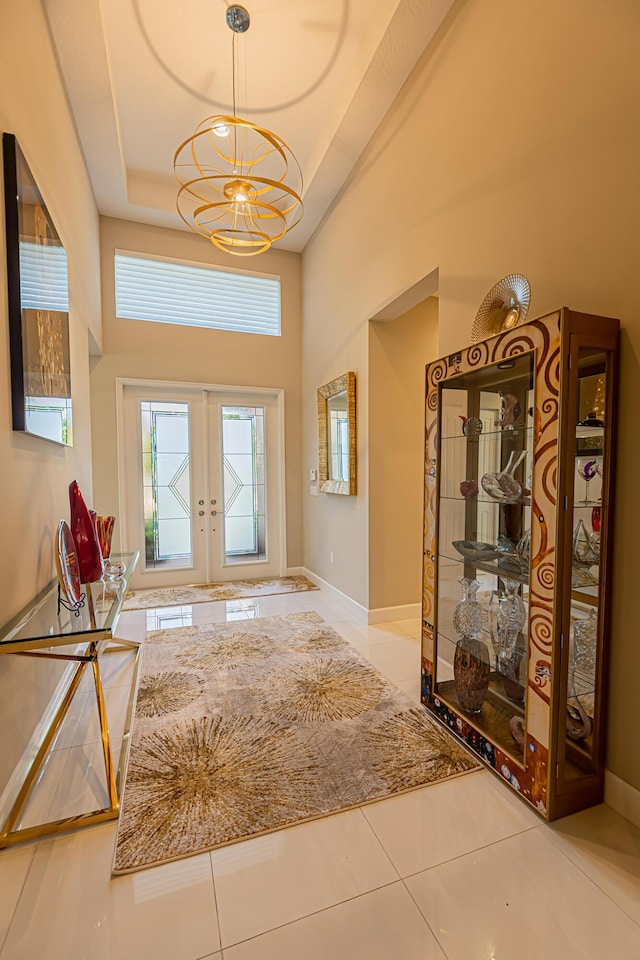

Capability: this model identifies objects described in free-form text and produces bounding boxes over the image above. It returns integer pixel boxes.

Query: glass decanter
[452,579,490,714]
[489,578,527,702]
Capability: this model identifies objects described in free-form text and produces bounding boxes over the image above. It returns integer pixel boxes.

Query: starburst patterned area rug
[113,612,480,874]
[122,575,319,611]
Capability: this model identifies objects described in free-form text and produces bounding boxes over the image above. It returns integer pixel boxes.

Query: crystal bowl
[452,540,501,563]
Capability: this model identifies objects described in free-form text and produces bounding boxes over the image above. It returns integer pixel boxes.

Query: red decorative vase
[69,481,104,583]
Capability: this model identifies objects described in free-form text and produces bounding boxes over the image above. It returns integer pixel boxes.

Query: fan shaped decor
[471,274,531,343]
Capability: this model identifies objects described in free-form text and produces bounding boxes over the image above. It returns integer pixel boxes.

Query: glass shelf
[438,549,529,585]
[439,426,534,442]
[439,493,531,507]
[0,553,137,648]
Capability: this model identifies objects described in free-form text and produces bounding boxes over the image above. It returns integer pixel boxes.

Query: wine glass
[576,457,598,504]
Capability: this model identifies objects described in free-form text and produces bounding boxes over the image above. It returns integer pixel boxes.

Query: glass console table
[0,552,140,847]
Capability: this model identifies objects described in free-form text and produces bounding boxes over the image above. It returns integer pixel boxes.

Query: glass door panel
[222,405,266,563]
[141,400,192,569]
[435,352,535,764]
[560,346,609,783]
[208,393,281,580]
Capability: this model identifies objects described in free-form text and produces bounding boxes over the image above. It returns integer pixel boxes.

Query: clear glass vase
[489,578,526,703]
[453,578,483,640]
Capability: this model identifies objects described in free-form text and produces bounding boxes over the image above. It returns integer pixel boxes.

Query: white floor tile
[393,618,422,640]
[16,747,74,831]
[0,844,35,953]
[545,803,640,926]
[2,824,220,960]
[406,827,640,959]
[363,770,537,877]
[333,620,415,648]
[354,637,421,684]
[223,882,445,960]
[211,808,398,946]
[393,677,422,703]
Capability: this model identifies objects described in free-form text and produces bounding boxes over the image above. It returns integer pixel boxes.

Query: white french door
[121,383,283,588]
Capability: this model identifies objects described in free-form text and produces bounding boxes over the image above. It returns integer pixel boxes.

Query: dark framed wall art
[3,133,72,445]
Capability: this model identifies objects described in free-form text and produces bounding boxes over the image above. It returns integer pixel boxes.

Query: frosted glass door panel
[141,400,192,569]
[222,406,266,561]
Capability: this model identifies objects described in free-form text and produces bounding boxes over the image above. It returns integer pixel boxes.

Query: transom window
[114,251,281,336]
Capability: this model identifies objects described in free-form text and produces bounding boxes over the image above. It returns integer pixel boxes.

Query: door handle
[211,510,223,516]
[198,510,205,516]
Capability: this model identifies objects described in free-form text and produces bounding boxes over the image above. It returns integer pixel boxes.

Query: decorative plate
[471,274,531,343]
[55,520,82,608]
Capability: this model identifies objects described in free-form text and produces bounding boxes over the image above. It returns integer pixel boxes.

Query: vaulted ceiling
[45,0,456,251]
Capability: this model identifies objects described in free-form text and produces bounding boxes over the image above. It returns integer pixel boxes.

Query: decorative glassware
[567,609,597,742]
[453,578,483,639]
[454,637,490,714]
[96,515,116,560]
[576,456,598,504]
[516,529,531,570]
[489,578,527,702]
[572,519,600,583]
[494,392,521,430]
[69,481,104,584]
[459,416,483,437]
[452,579,490,714]
[574,609,597,673]
[591,506,601,535]
[481,450,527,502]
[459,479,478,499]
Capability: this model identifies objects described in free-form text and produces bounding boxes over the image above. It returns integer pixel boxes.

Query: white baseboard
[605,769,640,829]
[302,568,369,623]
[367,602,421,625]
[285,566,306,576]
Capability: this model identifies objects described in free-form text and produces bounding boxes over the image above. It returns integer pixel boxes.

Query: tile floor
[1,586,640,959]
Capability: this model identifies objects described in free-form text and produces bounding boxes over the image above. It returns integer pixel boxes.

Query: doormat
[122,575,319,611]
[113,613,479,874]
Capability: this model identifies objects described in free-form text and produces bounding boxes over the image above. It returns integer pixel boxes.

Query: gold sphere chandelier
[174,4,303,256]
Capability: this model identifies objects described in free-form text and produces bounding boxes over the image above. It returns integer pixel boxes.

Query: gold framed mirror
[317,372,356,495]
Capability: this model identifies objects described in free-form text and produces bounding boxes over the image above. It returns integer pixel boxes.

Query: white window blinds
[114,253,281,336]
[19,241,69,311]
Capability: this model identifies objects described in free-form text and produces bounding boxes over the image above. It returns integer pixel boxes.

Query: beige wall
[91,217,303,568]
[0,1,101,786]
[302,0,640,790]
[369,298,439,611]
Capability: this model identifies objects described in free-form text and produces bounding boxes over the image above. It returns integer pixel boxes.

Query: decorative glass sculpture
[69,480,104,584]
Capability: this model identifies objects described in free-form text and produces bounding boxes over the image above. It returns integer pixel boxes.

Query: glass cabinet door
[557,343,612,788]
[435,352,535,763]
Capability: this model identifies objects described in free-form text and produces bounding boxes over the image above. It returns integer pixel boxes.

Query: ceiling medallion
[471,274,531,343]
[174,5,303,256]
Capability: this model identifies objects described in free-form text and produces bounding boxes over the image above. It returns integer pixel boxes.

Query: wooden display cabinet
[421,308,619,819]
